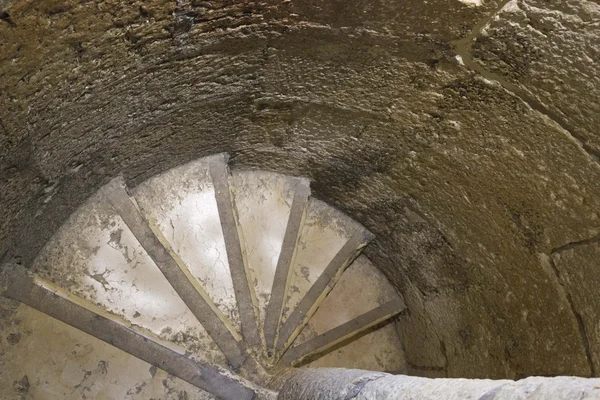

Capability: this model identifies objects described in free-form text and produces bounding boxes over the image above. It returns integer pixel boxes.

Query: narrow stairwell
[1,153,406,399]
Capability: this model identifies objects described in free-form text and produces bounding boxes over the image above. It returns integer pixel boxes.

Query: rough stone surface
[281,198,361,324]
[31,189,229,368]
[278,368,600,400]
[1,0,600,380]
[133,157,241,334]
[552,241,600,377]
[294,255,407,373]
[231,170,295,330]
[0,300,216,400]
[276,368,389,400]
[471,0,600,157]
[358,375,600,400]
[305,324,407,374]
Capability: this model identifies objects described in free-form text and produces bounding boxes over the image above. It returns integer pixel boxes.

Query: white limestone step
[132,156,241,334]
[230,170,302,331]
[280,199,369,325]
[282,255,406,368]
[32,190,228,368]
[306,323,407,373]
[273,199,374,353]
[295,255,403,343]
[0,303,218,400]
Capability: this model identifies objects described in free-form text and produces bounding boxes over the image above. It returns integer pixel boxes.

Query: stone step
[32,184,229,369]
[102,175,246,369]
[280,298,404,367]
[278,254,405,367]
[273,199,374,355]
[131,156,242,338]
[208,154,262,350]
[0,299,218,399]
[4,270,256,400]
[239,172,311,352]
[292,256,407,372]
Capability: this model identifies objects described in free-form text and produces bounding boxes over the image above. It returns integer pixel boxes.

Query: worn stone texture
[278,368,600,400]
[305,324,407,374]
[357,375,600,400]
[296,255,402,341]
[293,255,407,373]
[276,368,389,400]
[231,170,295,330]
[1,0,599,380]
[471,0,600,157]
[0,300,216,400]
[552,242,600,376]
[133,157,241,333]
[281,199,361,324]
[31,190,229,368]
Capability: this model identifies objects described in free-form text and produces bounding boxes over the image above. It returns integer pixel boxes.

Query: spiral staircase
[0,153,406,399]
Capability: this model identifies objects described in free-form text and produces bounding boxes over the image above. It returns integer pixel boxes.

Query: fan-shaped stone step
[0,300,219,400]
[102,176,246,369]
[279,256,405,367]
[4,270,256,400]
[131,157,240,333]
[273,199,374,355]
[306,323,407,373]
[281,299,403,366]
[132,154,262,353]
[209,155,261,350]
[232,171,311,352]
[31,187,231,369]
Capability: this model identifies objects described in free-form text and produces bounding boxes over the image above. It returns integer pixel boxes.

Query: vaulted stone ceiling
[1,0,599,381]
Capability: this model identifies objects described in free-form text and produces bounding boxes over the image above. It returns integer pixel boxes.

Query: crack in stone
[452,0,600,165]
[546,256,596,376]
[551,234,600,254]
[570,297,596,377]
[454,0,514,50]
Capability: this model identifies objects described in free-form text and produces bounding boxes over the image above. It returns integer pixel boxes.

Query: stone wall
[1,0,599,379]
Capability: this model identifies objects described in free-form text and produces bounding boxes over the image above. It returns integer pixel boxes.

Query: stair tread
[295,255,404,344]
[262,176,311,351]
[0,303,219,400]
[231,170,297,331]
[132,157,241,333]
[280,298,404,366]
[209,155,261,349]
[32,190,228,368]
[305,323,407,372]
[5,273,255,400]
[280,199,366,325]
